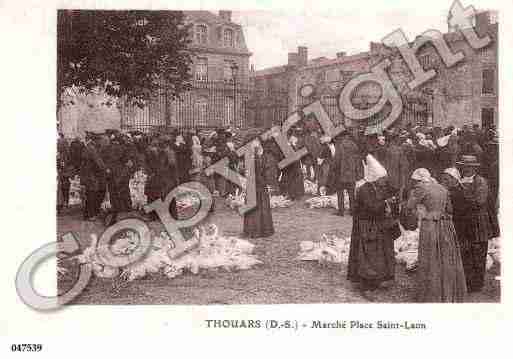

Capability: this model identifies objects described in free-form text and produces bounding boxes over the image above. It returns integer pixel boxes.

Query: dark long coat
[302,133,321,169]
[174,143,191,185]
[80,142,107,218]
[332,137,364,186]
[104,142,133,212]
[347,181,397,286]
[279,144,305,200]
[384,143,409,191]
[453,175,492,292]
[80,143,106,191]
[144,146,164,204]
[243,154,274,238]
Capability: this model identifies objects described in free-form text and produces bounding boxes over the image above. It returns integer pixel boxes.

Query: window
[315,71,326,84]
[480,46,494,58]
[482,68,495,94]
[224,98,234,127]
[223,28,234,47]
[195,58,208,81]
[195,97,208,126]
[481,108,494,129]
[419,55,431,68]
[326,69,339,82]
[224,60,234,81]
[340,70,354,82]
[195,24,208,45]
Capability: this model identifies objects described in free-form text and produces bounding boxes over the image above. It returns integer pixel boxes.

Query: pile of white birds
[305,194,339,210]
[394,230,501,273]
[269,195,292,208]
[297,234,351,265]
[226,189,292,210]
[129,170,148,209]
[226,188,246,210]
[67,171,201,213]
[304,192,350,210]
[394,229,420,271]
[304,179,318,195]
[67,224,262,281]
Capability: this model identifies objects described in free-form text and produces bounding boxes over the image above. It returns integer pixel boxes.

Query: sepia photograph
[53,4,501,306]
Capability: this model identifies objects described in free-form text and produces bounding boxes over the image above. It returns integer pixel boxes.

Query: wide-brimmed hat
[456,155,480,167]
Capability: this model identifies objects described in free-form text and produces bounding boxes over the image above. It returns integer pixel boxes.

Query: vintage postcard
[1,0,510,356]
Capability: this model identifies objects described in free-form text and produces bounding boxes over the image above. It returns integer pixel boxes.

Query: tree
[57,10,193,109]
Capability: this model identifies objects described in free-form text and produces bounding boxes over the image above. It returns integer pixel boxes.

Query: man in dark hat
[452,155,492,293]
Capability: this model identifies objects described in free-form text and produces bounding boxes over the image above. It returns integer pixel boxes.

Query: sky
[232,8,452,70]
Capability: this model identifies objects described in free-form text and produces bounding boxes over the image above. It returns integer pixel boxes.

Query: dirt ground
[57,197,500,305]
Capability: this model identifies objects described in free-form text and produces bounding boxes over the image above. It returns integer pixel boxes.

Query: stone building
[250,10,498,131]
[121,10,253,131]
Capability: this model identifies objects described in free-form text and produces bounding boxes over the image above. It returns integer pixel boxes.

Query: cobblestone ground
[57,198,500,305]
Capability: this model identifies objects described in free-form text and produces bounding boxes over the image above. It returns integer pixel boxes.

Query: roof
[251,65,289,77]
[183,11,241,27]
[183,10,251,56]
[302,51,371,70]
[251,52,373,79]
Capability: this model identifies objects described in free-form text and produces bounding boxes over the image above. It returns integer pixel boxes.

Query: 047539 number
[11,344,43,352]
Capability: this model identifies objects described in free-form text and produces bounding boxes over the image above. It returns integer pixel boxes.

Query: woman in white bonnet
[347,155,400,296]
[405,168,467,302]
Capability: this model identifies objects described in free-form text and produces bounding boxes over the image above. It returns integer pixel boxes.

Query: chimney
[370,41,387,54]
[297,46,308,66]
[288,52,298,66]
[336,51,346,58]
[475,11,490,37]
[219,10,232,22]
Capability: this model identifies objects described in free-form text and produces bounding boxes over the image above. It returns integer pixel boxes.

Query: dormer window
[195,24,208,45]
[223,28,234,47]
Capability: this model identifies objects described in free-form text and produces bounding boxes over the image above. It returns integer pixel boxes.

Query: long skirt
[416,218,467,302]
[280,165,305,200]
[347,217,395,286]
[243,190,274,238]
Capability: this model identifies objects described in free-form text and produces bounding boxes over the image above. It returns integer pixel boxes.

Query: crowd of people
[57,121,500,302]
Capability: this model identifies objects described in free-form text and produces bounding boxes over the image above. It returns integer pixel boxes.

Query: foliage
[57,10,193,108]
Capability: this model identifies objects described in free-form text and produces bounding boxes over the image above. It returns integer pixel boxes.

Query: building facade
[250,10,498,131]
[121,10,253,131]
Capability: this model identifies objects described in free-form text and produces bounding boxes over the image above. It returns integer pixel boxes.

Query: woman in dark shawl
[279,135,305,200]
[347,155,399,293]
[243,138,274,238]
[262,139,281,194]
